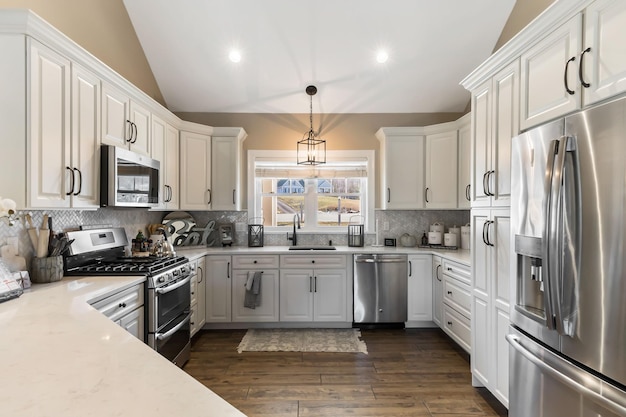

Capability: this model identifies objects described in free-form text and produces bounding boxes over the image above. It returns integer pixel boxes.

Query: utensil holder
[347,216,364,247]
[248,217,264,247]
[30,256,63,283]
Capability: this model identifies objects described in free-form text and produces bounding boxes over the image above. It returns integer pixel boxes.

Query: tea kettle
[156,227,176,257]
[400,233,417,247]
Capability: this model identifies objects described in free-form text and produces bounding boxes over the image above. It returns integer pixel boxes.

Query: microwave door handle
[155,313,191,341]
[542,138,561,331]
[155,275,191,295]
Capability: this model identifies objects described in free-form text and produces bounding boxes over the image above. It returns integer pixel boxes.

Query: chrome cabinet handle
[66,166,75,195]
[564,56,576,95]
[579,47,591,88]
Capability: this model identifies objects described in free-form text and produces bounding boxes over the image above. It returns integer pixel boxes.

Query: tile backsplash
[0,209,469,267]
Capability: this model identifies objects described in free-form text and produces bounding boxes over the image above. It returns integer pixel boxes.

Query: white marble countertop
[176,245,471,266]
[0,275,246,417]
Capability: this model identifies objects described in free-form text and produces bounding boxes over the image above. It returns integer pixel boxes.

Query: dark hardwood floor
[183,328,508,417]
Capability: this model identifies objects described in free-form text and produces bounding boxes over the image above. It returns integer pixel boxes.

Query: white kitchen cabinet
[471,60,518,208]
[425,130,457,209]
[231,255,280,322]
[118,306,145,341]
[432,256,443,327]
[376,128,425,209]
[520,14,582,130]
[441,258,472,354]
[457,114,471,209]
[27,39,71,208]
[151,115,179,209]
[204,255,231,322]
[582,0,626,105]
[70,63,101,209]
[101,82,150,156]
[406,254,433,324]
[180,130,211,210]
[210,128,247,211]
[279,268,348,322]
[190,257,207,336]
[90,282,145,342]
[471,207,510,407]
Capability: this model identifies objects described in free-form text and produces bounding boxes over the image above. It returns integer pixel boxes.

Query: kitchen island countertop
[0,275,246,417]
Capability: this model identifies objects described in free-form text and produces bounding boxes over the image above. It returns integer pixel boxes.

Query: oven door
[149,311,191,366]
[150,274,191,332]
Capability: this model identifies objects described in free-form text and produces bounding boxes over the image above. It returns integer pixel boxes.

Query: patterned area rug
[236,328,368,354]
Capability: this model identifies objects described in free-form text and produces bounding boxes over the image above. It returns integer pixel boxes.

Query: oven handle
[156,312,191,341]
[155,275,191,295]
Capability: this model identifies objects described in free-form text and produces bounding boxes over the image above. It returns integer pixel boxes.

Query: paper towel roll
[461,223,470,250]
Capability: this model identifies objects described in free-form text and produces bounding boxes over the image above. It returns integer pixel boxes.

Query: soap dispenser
[421,231,428,246]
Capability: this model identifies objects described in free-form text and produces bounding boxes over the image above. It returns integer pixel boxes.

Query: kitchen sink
[288,245,336,250]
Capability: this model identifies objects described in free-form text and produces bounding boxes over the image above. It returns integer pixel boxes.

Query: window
[248,150,375,233]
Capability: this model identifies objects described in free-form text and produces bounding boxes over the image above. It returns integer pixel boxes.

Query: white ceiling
[123,0,516,114]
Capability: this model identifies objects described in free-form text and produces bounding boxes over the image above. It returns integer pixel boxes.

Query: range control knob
[157,276,166,283]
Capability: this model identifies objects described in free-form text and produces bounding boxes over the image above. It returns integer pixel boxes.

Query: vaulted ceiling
[123,0,516,114]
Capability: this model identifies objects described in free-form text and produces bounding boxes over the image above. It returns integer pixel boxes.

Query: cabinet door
[279,269,314,321]
[313,269,348,322]
[101,83,129,148]
[150,115,167,208]
[180,131,211,210]
[520,14,582,130]
[583,0,626,105]
[232,269,279,322]
[190,304,198,337]
[164,123,179,209]
[70,64,100,208]
[205,256,231,322]
[211,136,240,210]
[425,131,458,209]
[118,306,145,342]
[383,136,425,209]
[471,296,490,387]
[491,60,519,207]
[471,210,490,297]
[494,306,510,407]
[196,257,206,328]
[493,210,511,309]
[129,101,150,156]
[407,255,433,322]
[471,80,492,207]
[432,256,443,327]
[28,39,71,208]
[457,119,471,209]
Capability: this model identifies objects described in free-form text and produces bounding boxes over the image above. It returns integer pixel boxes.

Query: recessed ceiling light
[229,50,241,63]
[376,50,388,64]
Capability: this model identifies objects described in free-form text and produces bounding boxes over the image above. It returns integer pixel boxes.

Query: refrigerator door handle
[507,334,626,416]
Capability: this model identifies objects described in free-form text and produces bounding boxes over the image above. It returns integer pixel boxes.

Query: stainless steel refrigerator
[509,95,626,416]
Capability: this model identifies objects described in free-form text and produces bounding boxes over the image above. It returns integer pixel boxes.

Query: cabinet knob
[447,267,452,271]
[379,308,383,313]
[447,321,453,326]
[447,291,453,295]
[118,302,127,308]
[253,260,257,264]
[311,260,315,263]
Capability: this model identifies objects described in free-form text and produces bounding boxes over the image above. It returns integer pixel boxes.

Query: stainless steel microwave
[100,145,160,208]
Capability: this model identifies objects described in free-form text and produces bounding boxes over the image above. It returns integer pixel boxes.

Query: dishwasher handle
[355,257,406,263]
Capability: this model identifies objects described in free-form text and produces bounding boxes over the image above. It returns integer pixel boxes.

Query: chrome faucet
[287,213,301,246]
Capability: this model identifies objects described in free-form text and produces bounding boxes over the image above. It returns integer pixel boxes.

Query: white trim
[248,150,375,232]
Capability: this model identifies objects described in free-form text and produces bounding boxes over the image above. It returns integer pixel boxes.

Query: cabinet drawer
[442,258,470,285]
[91,284,144,322]
[443,305,471,353]
[232,255,279,269]
[280,254,347,268]
[443,275,471,318]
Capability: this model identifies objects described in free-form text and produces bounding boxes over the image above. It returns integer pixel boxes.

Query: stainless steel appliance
[353,254,407,323]
[100,145,160,208]
[509,96,626,416]
[64,227,192,367]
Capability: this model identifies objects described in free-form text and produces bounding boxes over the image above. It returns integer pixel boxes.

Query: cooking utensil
[47,216,54,256]
[37,214,49,258]
[25,214,38,251]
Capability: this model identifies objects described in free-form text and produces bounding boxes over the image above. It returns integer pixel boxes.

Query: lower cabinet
[232,269,279,322]
[190,257,206,336]
[90,282,145,341]
[406,254,433,323]
[205,255,232,322]
[432,256,443,327]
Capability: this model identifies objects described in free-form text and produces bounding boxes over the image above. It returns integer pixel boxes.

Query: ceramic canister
[449,225,461,243]
[461,223,471,250]
[430,222,445,234]
[428,231,443,245]
[444,233,457,247]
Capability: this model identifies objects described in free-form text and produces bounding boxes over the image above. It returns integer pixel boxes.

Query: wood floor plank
[247,385,376,401]
[299,399,432,416]
[226,399,299,417]
[198,373,322,386]
[424,398,488,415]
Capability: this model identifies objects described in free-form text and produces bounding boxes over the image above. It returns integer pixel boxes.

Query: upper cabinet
[102,83,150,156]
[151,115,179,210]
[210,128,247,211]
[471,60,519,208]
[376,128,425,210]
[425,129,458,209]
[520,0,626,130]
[179,127,212,211]
[457,114,471,209]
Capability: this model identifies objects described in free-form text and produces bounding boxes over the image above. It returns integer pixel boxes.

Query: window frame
[247,150,375,234]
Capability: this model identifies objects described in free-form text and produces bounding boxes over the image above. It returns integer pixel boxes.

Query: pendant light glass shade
[297,85,326,165]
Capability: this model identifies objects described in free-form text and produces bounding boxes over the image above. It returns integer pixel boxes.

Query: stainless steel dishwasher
[353,254,407,323]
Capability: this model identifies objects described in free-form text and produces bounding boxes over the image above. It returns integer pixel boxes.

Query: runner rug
[236,328,368,354]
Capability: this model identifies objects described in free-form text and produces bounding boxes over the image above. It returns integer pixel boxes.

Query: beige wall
[0,0,165,105]
[493,0,556,52]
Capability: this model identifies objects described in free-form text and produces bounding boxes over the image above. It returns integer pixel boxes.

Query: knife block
[30,256,63,283]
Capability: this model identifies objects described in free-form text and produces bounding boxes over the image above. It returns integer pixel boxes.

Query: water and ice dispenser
[514,235,546,323]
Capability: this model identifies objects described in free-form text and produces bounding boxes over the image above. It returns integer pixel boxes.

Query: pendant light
[297,85,326,165]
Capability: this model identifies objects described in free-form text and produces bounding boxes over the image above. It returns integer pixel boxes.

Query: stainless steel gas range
[64,227,192,367]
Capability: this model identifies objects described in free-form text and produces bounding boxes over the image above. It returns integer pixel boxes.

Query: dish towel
[244,271,262,309]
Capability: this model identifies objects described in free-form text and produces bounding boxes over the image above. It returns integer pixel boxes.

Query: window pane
[276,178,304,194]
[276,195,305,226]
[317,195,361,226]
